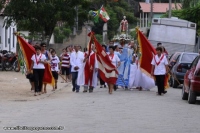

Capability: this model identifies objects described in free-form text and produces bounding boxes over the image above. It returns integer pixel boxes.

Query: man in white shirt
[70,45,84,92]
[151,47,169,96]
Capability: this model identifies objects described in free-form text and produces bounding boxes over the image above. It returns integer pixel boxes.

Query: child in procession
[50,50,60,91]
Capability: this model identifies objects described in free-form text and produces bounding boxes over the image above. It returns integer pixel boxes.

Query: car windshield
[181,54,198,62]
[173,53,181,60]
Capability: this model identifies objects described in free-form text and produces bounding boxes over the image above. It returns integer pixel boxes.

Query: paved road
[0,83,200,133]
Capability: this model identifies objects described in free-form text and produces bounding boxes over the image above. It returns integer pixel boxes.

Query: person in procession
[99,45,107,88]
[49,48,54,54]
[50,50,60,91]
[30,46,47,96]
[67,45,74,81]
[108,46,120,94]
[131,47,143,91]
[114,45,121,58]
[128,44,155,91]
[40,43,51,93]
[70,45,84,93]
[26,70,35,91]
[78,45,98,93]
[60,48,71,83]
[161,45,169,94]
[151,47,169,96]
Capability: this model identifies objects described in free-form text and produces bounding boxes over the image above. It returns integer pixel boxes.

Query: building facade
[137,2,181,28]
[0,16,17,52]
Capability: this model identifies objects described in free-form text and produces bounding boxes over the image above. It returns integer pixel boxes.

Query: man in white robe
[77,46,98,93]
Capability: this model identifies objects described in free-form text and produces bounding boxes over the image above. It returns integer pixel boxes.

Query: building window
[13,28,15,48]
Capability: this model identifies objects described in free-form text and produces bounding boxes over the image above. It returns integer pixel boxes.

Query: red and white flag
[99,6,110,22]
[88,32,118,84]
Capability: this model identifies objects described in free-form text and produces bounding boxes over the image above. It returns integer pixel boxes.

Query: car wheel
[172,78,178,88]
[182,85,188,100]
[188,87,196,104]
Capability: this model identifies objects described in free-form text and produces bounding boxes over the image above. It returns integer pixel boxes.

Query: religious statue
[120,16,128,34]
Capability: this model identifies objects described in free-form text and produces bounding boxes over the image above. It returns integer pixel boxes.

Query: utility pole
[169,0,172,18]
[150,0,153,21]
[76,6,78,31]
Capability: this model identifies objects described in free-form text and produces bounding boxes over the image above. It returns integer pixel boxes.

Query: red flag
[43,63,55,86]
[16,33,54,86]
[17,34,35,70]
[137,29,156,75]
[89,33,118,84]
[137,29,169,89]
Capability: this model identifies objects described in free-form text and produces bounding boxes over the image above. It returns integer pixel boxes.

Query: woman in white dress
[108,46,120,94]
[133,53,143,90]
[129,53,138,89]
[129,51,155,91]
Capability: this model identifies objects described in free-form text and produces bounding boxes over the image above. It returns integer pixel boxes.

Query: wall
[0,16,17,52]
[49,26,91,55]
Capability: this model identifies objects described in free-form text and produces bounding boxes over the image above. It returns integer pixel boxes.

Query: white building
[0,16,17,52]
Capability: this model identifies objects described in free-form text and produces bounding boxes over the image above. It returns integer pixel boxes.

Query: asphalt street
[0,83,200,133]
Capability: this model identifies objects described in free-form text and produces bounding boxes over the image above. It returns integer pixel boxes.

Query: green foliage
[90,0,138,40]
[4,0,90,43]
[95,34,103,44]
[134,0,182,2]
[54,24,72,43]
[181,0,200,8]
[130,30,137,39]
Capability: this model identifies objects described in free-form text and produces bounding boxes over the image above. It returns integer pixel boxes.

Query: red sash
[35,54,42,65]
[154,54,164,66]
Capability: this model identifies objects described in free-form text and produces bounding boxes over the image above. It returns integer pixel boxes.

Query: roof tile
[139,2,181,13]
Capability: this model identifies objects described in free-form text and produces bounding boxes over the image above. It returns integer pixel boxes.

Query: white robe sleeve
[70,53,76,71]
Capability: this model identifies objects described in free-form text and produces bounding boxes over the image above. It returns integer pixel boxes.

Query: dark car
[170,52,198,88]
[182,55,200,104]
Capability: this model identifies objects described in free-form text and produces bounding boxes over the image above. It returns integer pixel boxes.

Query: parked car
[168,52,181,69]
[182,55,200,104]
[170,52,198,88]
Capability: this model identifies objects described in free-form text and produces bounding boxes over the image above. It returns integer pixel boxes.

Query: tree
[54,23,72,43]
[134,0,182,3]
[89,0,138,40]
[3,0,90,44]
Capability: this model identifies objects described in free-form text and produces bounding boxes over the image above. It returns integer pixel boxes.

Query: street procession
[10,13,168,96]
[1,0,200,133]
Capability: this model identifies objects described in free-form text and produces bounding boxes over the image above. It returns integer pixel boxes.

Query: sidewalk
[0,71,70,102]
